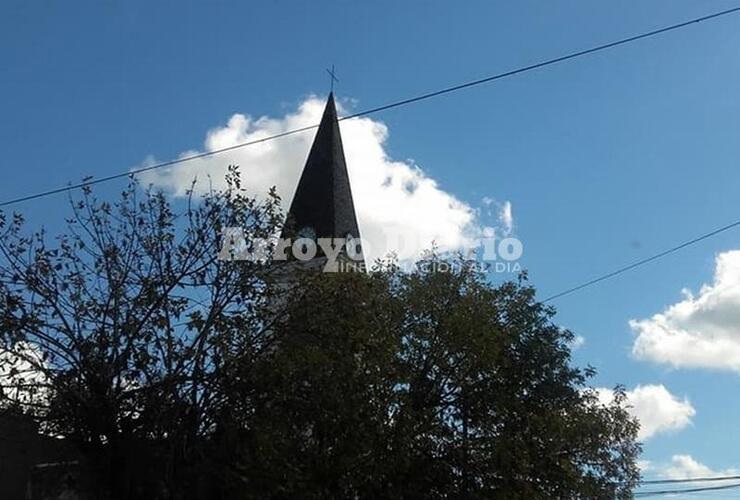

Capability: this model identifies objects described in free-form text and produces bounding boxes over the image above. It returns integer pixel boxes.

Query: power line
[341,6,740,121]
[636,482,740,497]
[642,474,740,485]
[541,218,740,303]
[0,124,321,208]
[2,6,740,209]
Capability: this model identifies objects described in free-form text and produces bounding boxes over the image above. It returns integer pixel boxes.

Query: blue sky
[3,0,740,488]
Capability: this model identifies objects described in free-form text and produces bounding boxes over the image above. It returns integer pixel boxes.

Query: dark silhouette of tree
[0,175,640,499]
[219,261,640,500]
[0,168,283,499]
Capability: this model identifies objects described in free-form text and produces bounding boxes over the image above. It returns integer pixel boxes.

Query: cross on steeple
[326,64,339,93]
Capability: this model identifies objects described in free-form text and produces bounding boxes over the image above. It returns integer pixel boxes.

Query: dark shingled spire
[282,93,362,245]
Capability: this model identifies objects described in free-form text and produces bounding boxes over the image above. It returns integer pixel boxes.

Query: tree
[0,177,640,499]
[0,168,283,499]
[218,257,641,499]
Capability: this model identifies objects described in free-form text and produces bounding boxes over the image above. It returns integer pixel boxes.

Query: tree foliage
[0,175,640,499]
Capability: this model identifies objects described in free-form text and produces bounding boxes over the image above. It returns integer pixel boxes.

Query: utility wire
[642,474,740,485]
[541,218,740,303]
[340,6,740,121]
[0,124,320,208]
[2,5,740,209]
[635,482,740,497]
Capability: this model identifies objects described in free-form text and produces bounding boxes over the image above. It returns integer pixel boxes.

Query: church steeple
[282,93,362,250]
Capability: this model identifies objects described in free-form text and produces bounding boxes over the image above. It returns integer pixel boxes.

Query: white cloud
[139,96,504,263]
[637,459,653,474]
[656,454,739,480]
[0,342,49,408]
[479,197,514,236]
[595,384,695,441]
[570,335,586,350]
[499,200,513,235]
[631,250,740,371]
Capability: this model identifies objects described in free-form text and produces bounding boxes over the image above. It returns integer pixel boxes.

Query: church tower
[281,93,364,271]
